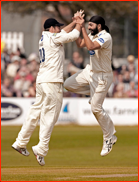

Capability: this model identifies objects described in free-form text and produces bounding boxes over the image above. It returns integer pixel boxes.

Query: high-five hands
[73,10,85,27]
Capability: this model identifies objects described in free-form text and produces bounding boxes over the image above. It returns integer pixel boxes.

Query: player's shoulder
[40,31,51,40]
[99,30,111,39]
[98,30,112,43]
[52,30,66,37]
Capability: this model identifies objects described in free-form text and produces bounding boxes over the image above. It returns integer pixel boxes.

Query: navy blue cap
[44,18,64,29]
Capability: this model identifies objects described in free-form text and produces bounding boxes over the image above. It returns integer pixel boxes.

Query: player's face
[54,26,61,33]
[88,22,99,35]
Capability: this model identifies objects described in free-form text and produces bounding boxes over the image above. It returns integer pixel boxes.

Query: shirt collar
[42,31,52,35]
[94,29,106,38]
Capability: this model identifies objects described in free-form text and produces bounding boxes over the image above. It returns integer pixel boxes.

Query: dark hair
[89,15,110,33]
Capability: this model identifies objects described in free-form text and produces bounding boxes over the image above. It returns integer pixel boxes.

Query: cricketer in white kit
[12,13,84,166]
[64,15,117,156]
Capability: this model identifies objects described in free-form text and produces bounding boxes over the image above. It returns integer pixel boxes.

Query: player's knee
[91,108,102,120]
[91,107,99,114]
[91,101,102,115]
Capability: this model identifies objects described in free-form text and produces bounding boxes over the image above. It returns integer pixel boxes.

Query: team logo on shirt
[89,50,95,56]
[98,38,104,43]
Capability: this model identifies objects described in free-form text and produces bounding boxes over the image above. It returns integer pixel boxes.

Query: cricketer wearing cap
[12,13,84,166]
[64,15,117,157]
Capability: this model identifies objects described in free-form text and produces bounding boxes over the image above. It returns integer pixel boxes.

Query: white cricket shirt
[88,30,112,73]
[36,29,80,83]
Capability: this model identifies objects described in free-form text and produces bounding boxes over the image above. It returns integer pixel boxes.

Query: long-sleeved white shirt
[36,29,80,83]
[88,30,112,73]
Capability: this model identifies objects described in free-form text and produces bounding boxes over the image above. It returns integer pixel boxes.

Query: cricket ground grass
[1,125,138,181]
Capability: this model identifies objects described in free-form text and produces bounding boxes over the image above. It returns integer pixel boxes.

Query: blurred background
[1,1,138,126]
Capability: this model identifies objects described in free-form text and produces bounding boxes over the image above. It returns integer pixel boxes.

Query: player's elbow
[76,44,82,48]
[88,46,94,51]
[86,43,94,50]
[74,35,80,41]
[76,42,85,48]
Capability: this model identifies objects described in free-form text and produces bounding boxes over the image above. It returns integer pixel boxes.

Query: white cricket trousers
[15,82,63,156]
[64,64,116,140]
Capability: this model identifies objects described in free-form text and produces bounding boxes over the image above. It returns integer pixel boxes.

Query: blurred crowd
[1,48,138,98]
[108,55,138,98]
[64,53,138,98]
[1,48,39,97]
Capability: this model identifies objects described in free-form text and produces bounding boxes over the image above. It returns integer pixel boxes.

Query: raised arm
[75,11,101,50]
[74,10,86,48]
[82,26,101,50]
[52,11,85,45]
[63,21,76,33]
[63,10,84,33]
[76,37,86,48]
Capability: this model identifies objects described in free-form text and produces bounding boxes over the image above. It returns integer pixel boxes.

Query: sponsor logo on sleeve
[98,38,104,43]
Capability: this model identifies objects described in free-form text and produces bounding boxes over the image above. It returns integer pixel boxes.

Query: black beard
[90,26,99,35]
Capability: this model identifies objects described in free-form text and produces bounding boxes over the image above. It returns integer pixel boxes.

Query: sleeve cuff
[72,29,80,37]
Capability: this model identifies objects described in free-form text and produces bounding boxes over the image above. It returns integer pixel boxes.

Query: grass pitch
[1,125,138,181]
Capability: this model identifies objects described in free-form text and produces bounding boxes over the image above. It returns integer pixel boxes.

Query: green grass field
[1,125,138,181]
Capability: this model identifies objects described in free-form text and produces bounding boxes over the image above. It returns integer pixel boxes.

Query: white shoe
[32,146,45,166]
[12,142,30,156]
[100,135,117,156]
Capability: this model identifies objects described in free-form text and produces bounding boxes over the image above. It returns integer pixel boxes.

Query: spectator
[67,51,84,76]
[126,55,138,89]
[126,81,138,98]
[23,81,36,98]
[6,55,20,78]
[128,63,136,80]
[14,66,34,83]
[1,48,11,69]
[1,77,14,97]
[28,84,36,97]
[20,57,28,67]
[119,64,128,75]
[117,73,124,84]
[28,53,39,79]
[108,73,123,97]
[114,83,127,98]
[123,70,130,92]
[1,56,6,80]
[13,71,32,97]
[123,71,130,83]
[15,48,27,59]
[134,71,138,89]
[127,55,135,68]
[117,64,128,75]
